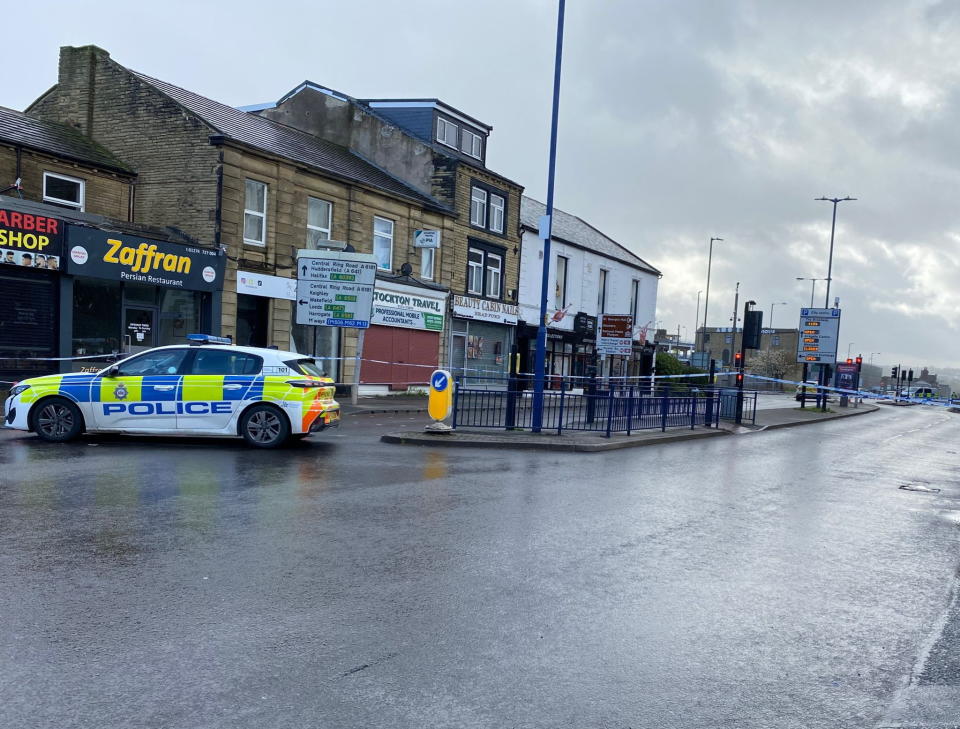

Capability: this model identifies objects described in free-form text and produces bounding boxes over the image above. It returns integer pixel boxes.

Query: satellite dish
[400,262,413,276]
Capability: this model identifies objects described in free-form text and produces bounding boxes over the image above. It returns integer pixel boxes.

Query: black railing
[451,377,734,436]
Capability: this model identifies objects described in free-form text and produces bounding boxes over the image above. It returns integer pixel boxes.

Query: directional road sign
[295,250,378,328]
[795,308,842,364]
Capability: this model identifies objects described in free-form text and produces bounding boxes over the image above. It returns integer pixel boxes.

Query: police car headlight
[9,384,30,397]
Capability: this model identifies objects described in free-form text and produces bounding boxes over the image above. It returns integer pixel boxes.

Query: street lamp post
[701,237,722,355]
[530,0,566,434]
[815,196,857,307]
[869,352,880,365]
[769,301,787,329]
[795,277,827,308]
[694,289,702,352]
[846,342,855,359]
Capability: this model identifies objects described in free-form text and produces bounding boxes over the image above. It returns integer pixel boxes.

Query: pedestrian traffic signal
[736,372,744,385]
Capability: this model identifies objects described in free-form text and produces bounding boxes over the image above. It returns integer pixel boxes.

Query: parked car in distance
[795,381,836,401]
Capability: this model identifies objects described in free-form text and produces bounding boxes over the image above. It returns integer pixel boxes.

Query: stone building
[26,46,457,385]
[255,84,523,383]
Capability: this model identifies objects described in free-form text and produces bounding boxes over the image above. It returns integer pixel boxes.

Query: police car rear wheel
[241,405,290,448]
[32,398,83,443]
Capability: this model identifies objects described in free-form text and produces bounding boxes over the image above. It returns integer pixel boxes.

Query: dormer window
[461,129,482,159]
[437,117,458,148]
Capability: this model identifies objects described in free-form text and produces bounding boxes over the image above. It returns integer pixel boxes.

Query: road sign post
[425,369,453,433]
[295,250,377,405]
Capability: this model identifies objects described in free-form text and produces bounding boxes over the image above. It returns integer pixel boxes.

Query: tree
[748,349,793,382]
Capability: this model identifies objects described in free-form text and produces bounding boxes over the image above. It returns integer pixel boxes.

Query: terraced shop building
[0,108,224,384]
[26,45,453,385]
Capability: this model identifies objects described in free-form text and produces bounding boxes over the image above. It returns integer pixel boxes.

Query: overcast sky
[6,0,960,370]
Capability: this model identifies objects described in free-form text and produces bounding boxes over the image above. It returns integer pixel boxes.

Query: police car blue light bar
[187,334,233,345]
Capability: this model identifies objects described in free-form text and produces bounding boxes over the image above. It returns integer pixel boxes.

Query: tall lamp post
[769,301,787,328]
[694,289,702,351]
[869,352,880,365]
[531,0,566,434]
[795,277,827,307]
[815,196,856,306]
[701,237,723,354]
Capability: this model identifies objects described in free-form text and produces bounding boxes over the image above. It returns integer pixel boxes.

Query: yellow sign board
[428,370,453,422]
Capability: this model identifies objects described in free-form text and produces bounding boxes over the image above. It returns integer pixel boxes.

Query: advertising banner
[65,226,225,291]
[371,280,446,331]
[0,208,63,270]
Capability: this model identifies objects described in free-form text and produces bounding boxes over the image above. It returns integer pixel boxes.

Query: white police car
[3,335,340,448]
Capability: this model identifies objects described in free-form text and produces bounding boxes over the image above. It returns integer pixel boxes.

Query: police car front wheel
[240,404,290,448]
[31,398,84,443]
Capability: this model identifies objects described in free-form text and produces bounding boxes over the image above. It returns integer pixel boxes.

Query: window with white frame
[467,248,484,294]
[629,279,640,322]
[373,216,394,271]
[555,255,569,310]
[437,117,458,148]
[243,179,267,246]
[486,252,502,299]
[306,197,332,247]
[598,269,608,313]
[421,246,435,280]
[470,186,487,227]
[43,172,84,210]
[489,194,505,233]
[467,244,504,299]
[461,129,482,158]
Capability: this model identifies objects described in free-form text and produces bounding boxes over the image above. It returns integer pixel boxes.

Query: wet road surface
[1,407,959,728]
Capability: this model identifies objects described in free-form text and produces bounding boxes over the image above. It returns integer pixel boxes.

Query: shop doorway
[237,294,269,347]
[123,306,157,354]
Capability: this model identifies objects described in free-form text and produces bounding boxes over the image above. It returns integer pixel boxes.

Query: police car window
[191,349,263,376]
[285,359,325,377]
[118,349,189,376]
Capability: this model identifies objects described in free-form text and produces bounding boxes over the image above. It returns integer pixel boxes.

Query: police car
[3,335,340,448]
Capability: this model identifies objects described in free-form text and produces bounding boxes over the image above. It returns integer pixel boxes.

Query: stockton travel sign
[295,250,377,328]
[371,280,446,332]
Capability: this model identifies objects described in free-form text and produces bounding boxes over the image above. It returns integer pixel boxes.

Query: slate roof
[130,72,449,212]
[0,106,133,174]
[521,197,661,276]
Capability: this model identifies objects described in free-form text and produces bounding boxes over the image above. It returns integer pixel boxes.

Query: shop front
[362,277,447,392]
[450,294,518,384]
[64,224,225,371]
[515,311,597,388]
[0,206,64,382]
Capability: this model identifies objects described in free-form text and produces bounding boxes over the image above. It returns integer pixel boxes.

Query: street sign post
[596,314,633,356]
[295,250,378,328]
[795,308,842,364]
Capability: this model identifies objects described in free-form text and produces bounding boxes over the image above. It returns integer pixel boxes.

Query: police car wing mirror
[104,366,120,378]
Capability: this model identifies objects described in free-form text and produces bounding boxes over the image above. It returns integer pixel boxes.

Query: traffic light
[734,351,743,367]
[855,356,862,370]
[891,366,899,379]
[846,358,853,364]
[736,372,744,385]
[908,369,914,381]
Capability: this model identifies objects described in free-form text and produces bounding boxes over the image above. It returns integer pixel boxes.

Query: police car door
[95,348,190,430]
[178,348,262,431]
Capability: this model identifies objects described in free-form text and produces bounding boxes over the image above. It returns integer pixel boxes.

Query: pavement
[381,396,882,451]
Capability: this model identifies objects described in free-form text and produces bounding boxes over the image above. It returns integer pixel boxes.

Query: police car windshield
[285,359,325,378]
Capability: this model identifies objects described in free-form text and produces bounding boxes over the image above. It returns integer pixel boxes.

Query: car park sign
[795,308,841,364]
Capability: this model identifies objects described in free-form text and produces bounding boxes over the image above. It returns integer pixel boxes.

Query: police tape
[744,373,957,407]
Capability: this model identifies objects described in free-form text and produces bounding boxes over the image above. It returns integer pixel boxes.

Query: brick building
[698,326,803,383]
[26,45,459,386]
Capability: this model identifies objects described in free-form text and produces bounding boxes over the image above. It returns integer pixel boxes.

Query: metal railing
[451,376,730,436]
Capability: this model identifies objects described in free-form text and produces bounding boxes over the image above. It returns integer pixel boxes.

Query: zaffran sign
[795,308,841,364]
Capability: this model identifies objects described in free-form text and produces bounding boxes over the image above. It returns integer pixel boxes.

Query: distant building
[697,326,803,382]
